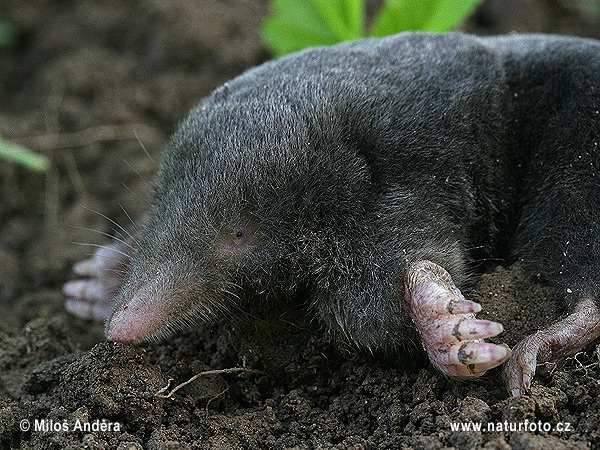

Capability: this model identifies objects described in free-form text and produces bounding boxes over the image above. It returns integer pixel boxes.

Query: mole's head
[105,97,371,343]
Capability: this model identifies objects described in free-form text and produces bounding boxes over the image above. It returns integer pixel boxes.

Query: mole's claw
[440,344,511,377]
[470,353,513,374]
[503,332,545,396]
[63,279,113,302]
[523,373,532,390]
[73,258,100,277]
[63,278,117,321]
[449,299,482,314]
[455,318,504,341]
[405,260,510,379]
[444,342,511,366]
[64,239,135,323]
[65,298,112,321]
[429,317,504,343]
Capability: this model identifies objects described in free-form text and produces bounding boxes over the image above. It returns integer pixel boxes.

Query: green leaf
[310,0,353,40]
[0,137,50,172]
[263,0,484,56]
[343,0,365,38]
[370,0,483,36]
[370,0,422,37]
[263,0,366,57]
[421,0,484,31]
[263,2,339,57]
[0,21,16,47]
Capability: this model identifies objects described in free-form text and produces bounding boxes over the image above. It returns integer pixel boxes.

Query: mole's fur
[67,32,600,392]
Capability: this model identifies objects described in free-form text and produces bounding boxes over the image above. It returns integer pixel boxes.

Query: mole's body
[64,33,600,396]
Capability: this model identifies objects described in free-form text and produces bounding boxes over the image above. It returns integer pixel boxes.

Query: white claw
[455,319,504,341]
[65,298,112,321]
[450,299,482,314]
[443,342,510,366]
[73,258,97,276]
[63,280,112,302]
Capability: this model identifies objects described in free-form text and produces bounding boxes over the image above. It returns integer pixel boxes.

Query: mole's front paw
[63,243,130,321]
[405,260,510,378]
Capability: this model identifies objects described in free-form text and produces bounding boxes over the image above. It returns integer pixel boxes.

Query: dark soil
[1,0,600,448]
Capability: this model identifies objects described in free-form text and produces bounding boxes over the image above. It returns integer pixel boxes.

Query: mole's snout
[104,273,218,343]
[105,291,164,343]
[104,274,181,343]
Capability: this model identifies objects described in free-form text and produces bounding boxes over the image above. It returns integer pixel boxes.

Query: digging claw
[405,260,510,379]
[65,298,113,321]
[63,240,133,322]
[449,299,482,314]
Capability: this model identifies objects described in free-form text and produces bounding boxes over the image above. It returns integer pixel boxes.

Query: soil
[1,0,600,449]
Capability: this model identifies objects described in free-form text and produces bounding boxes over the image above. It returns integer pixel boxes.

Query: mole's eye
[220,223,258,254]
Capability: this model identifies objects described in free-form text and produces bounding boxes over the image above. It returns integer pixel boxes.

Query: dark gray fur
[114,32,600,351]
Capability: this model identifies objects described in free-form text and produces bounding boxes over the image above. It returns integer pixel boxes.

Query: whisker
[81,205,139,246]
[120,182,134,196]
[222,281,244,291]
[72,242,132,260]
[221,288,242,302]
[119,184,152,210]
[102,268,129,277]
[73,255,129,275]
[470,257,505,263]
[134,129,155,164]
[465,245,492,251]
[207,290,235,316]
[118,203,141,236]
[122,157,151,188]
[70,225,135,250]
[207,298,235,321]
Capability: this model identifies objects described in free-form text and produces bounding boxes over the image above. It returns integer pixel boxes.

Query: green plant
[0,137,50,173]
[263,0,485,57]
[0,22,49,173]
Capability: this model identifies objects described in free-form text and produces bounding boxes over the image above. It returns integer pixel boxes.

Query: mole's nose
[105,291,164,343]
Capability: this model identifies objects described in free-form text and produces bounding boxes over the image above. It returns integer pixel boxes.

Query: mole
[63,32,600,397]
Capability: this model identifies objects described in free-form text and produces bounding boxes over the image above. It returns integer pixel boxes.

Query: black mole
[63,32,600,396]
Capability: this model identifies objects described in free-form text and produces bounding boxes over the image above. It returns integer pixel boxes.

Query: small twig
[564,350,597,375]
[155,378,175,397]
[155,367,268,399]
[205,387,229,417]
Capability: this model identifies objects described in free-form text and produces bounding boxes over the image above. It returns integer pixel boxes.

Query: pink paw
[63,243,130,322]
[503,332,549,397]
[503,298,600,396]
[405,260,511,378]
